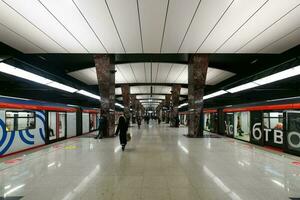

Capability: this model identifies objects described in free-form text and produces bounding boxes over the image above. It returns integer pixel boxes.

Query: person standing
[115,115,128,151]
[94,114,107,139]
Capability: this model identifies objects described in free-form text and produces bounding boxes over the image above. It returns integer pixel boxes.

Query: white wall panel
[162,0,200,53]
[0,23,44,53]
[217,0,300,53]
[259,28,300,53]
[40,0,106,53]
[238,5,300,53]
[74,0,124,53]
[107,0,142,53]
[179,0,233,53]
[0,1,65,53]
[139,0,168,53]
[199,0,267,52]
[3,0,87,53]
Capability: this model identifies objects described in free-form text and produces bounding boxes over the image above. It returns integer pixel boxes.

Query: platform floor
[1,122,300,200]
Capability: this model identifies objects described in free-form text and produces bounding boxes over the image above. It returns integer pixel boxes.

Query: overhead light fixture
[203,90,227,100]
[0,62,52,84]
[0,62,78,93]
[47,81,78,93]
[227,82,259,93]
[77,90,100,100]
[253,66,300,85]
[178,102,188,108]
[115,103,124,108]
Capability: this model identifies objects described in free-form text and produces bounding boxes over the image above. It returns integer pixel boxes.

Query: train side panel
[0,110,46,157]
[67,112,77,138]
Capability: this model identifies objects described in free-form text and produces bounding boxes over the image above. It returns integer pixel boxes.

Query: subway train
[0,95,100,158]
[202,97,300,157]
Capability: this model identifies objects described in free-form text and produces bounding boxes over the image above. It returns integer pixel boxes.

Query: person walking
[115,115,128,151]
[137,116,141,129]
[94,114,107,139]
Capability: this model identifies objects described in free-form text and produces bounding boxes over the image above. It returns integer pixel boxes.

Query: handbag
[126,133,131,141]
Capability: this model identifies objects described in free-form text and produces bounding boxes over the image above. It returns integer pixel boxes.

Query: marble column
[121,84,130,125]
[188,54,208,137]
[130,95,137,123]
[165,94,171,124]
[170,85,181,127]
[94,54,115,137]
[161,100,166,122]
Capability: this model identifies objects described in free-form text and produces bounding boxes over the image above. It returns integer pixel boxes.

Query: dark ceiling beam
[115,93,187,97]
[114,53,189,64]
[115,83,188,88]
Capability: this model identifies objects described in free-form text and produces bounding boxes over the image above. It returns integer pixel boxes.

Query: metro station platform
[1,122,300,200]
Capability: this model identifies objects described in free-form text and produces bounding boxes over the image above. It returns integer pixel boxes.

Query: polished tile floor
[1,121,300,200]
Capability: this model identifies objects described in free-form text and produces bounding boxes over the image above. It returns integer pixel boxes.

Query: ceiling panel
[175,67,188,84]
[131,86,150,94]
[0,0,66,53]
[136,95,165,100]
[206,68,235,85]
[130,63,146,83]
[106,0,142,53]
[68,67,97,85]
[259,27,300,53]
[74,0,124,53]
[238,5,300,53]
[179,0,233,53]
[198,0,267,52]
[180,88,188,95]
[145,63,151,83]
[156,63,172,83]
[140,99,162,103]
[3,0,86,53]
[151,63,159,83]
[115,87,122,95]
[116,64,136,83]
[166,64,187,83]
[161,0,200,53]
[0,23,43,53]
[115,66,127,83]
[139,0,168,52]
[40,0,106,53]
[217,0,300,53]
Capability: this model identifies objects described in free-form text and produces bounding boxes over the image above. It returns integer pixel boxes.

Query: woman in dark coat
[115,115,128,151]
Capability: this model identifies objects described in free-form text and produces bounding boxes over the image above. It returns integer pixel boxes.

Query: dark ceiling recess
[0,42,299,108]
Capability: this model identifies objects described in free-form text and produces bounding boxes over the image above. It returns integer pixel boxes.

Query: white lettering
[264,129,272,142]
[274,130,283,144]
[287,131,300,148]
[252,123,262,140]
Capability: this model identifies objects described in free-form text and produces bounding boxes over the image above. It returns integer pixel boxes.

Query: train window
[5,111,36,131]
[263,112,283,130]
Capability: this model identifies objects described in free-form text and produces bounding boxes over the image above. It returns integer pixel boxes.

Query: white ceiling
[68,63,235,85]
[0,0,299,53]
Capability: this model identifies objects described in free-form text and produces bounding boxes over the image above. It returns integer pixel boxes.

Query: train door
[284,111,300,156]
[89,113,97,131]
[47,112,67,143]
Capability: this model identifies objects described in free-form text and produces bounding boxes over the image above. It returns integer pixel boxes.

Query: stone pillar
[121,84,130,125]
[130,95,137,124]
[170,85,181,127]
[165,94,171,124]
[94,54,115,137]
[188,54,208,137]
[161,100,166,122]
